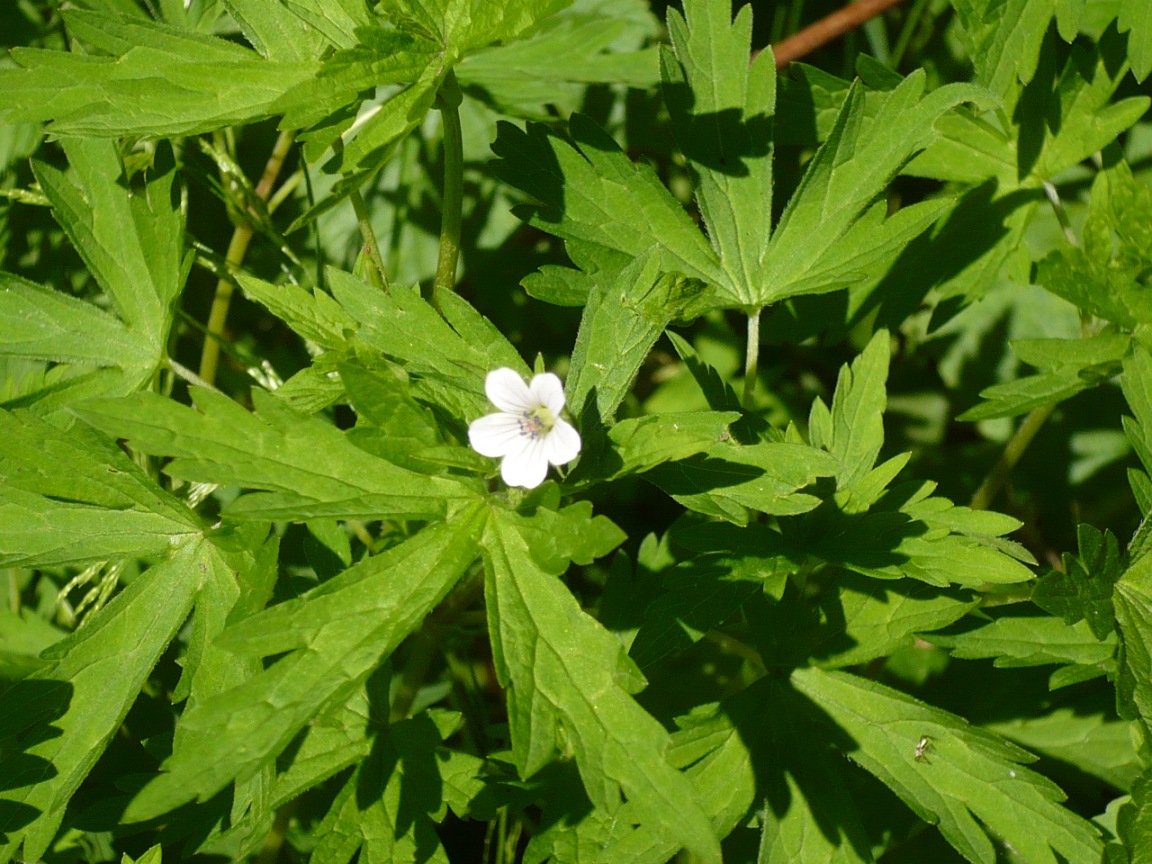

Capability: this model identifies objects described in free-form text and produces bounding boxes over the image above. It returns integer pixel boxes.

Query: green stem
[198,128,296,385]
[432,70,464,311]
[742,308,762,410]
[350,183,388,290]
[970,402,1057,511]
[331,137,388,290]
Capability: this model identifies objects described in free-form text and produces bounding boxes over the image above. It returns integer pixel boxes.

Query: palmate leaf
[1033,523,1124,639]
[1,138,185,409]
[808,479,1037,588]
[1032,29,1149,181]
[0,409,201,568]
[950,0,1081,100]
[124,508,486,822]
[491,114,725,293]
[759,74,988,305]
[926,613,1116,669]
[74,386,477,522]
[791,667,1104,864]
[0,273,147,369]
[661,0,775,308]
[481,508,721,863]
[558,678,876,864]
[458,5,658,119]
[647,440,841,525]
[0,10,321,136]
[983,700,1141,793]
[1037,162,1152,330]
[0,537,208,863]
[326,270,529,423]
[960,334,1129,421]
[808,573,979,669]
[566,255,711,425]
[809,330,889,490]
[571,410,739,487]
[220,0,329,62]
[1119,0,1152,80]
[1114,544,1152,739]
[310,712,459,864]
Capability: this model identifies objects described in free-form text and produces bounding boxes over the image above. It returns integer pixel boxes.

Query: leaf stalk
[433,70,465,312]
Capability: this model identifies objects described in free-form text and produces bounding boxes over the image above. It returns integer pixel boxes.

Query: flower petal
[500,437,549,489]
[543,419,581,466]
[529,372,567,414]
[486,367,535,413]
[468,412,525,458]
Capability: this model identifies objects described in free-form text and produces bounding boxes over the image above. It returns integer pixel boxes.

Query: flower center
[518,406,555,440]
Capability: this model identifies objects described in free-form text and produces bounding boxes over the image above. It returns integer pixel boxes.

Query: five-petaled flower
[468,368,581,489]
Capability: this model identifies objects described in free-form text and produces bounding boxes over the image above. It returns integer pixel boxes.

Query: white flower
[468,368,582,489]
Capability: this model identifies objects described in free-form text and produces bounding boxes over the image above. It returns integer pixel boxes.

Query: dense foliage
[2,0,1152,861]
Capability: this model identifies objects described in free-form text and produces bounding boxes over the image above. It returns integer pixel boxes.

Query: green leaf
[647,440,840,525]
[960,333,1129,421]
[310,713,453,864]
[1034,30,1149,180]
[1033,523,1123,639]
[33,137,185,355]
[984,702,1141,793]
[661,0,775,307]
[457,7,659,118]
[573,410,739,486]
[0,11,319,136]
[760,74,988,304]
[120,845,162,864]
[808,480,1037,588]
[327,270,527,422]
[1036,162,1152,329]
[281,0,370,48]
[926,613,1116,668]
[0,539,205,863]
[811,573,979,669]
[1119,0,1152,80]
[482,508,721,863]
[236,273,354,349]
[791,666,1104,864]
[220,0,328,62]
[74,387,475,522]
[499,501,625,575]
[491,115,725,294]
[267,676,378,809]
[1114,551,1152,738]
[0,409,201,567]
[951,0,1060,98]
[630,527,799,669]
[124,509,485,821]
[0,272,147,369]
[566,255,711,424]
[1122,337,1152,477]
[809,330,889,489]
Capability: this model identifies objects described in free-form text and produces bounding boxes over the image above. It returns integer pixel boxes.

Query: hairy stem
[742,308,761,410]
[198,128,296,385]
[970,403,1057,511]
[433,71,464,311]
[331,137,388,290]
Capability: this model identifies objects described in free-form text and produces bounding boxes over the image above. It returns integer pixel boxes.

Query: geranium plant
[0,0,1151,862]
